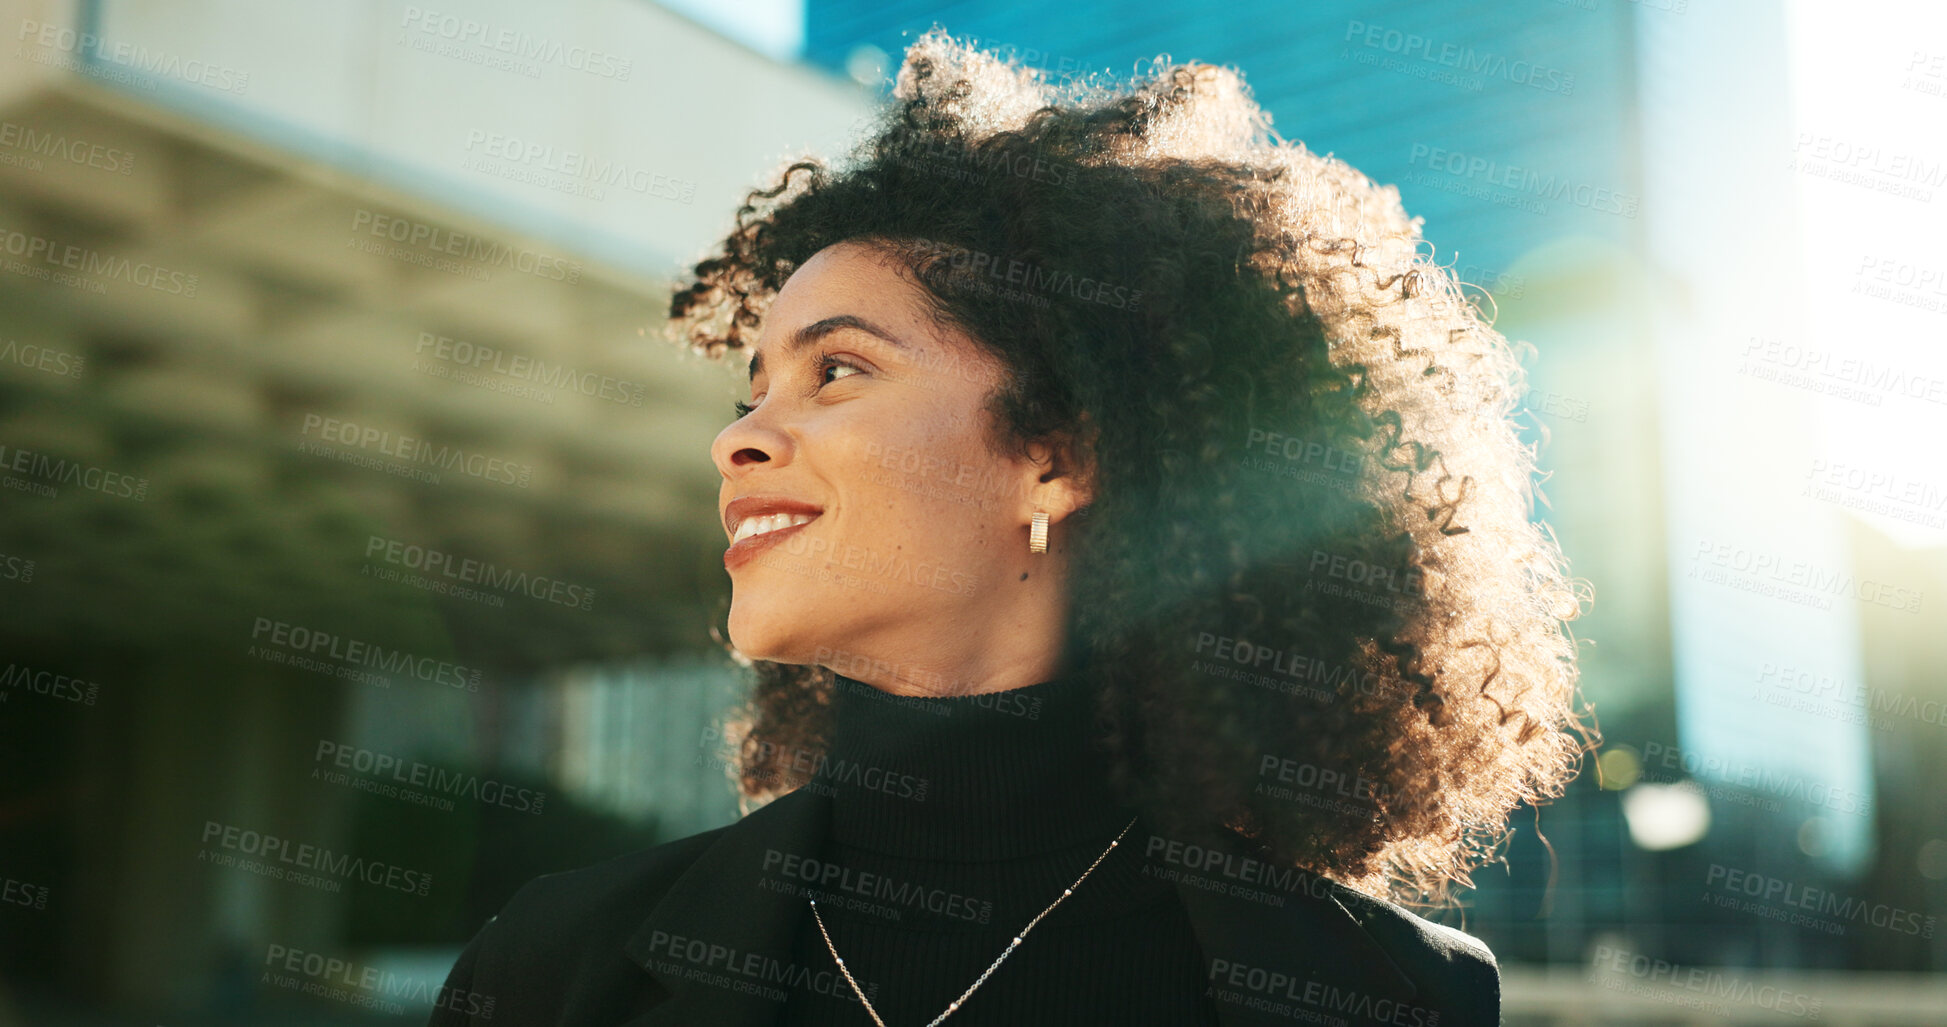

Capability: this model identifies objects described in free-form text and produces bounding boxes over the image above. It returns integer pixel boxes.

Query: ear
[1022,414,1097,526]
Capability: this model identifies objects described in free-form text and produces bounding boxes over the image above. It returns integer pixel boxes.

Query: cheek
[904,451,1015,540]
[821,380,1016,539]
[837,435,1004,539]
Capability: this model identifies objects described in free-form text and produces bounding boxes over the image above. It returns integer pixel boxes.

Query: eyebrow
[748,314,910,384]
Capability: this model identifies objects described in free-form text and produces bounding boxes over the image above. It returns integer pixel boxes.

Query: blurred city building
[0,0,867,1021]
[793,1,1947,1021]
[1,0,1942,1023]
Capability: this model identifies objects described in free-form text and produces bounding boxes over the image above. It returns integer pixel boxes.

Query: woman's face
[710,240,1073,688]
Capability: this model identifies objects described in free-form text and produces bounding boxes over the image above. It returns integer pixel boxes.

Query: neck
[819,646,1068,697]
[815,669,1132,861]
[814,566,1077,698]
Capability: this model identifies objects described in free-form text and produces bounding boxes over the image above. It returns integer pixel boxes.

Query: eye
[816,353,866,386]
[729,352,866,422]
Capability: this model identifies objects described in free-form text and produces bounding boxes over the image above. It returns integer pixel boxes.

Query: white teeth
[732,512,817,544]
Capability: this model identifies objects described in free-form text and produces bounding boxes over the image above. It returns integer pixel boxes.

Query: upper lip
[723,495,825,540]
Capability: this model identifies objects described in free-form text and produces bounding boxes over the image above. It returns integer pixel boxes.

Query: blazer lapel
[620,787,834,1027]
[615,791,1425,1027]
[1162,853,1424,1027]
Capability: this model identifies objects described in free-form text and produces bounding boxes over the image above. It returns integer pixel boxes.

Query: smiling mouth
[730,512,821,545]
[723,511,822,571]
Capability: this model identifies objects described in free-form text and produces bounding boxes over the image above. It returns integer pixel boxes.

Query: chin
[726,590,822,666]
[725,602,781,662]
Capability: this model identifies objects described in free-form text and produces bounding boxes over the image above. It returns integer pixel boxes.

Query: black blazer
[428,783,1500,1026]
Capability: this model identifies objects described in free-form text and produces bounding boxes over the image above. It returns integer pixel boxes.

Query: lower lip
[724,516,820,571]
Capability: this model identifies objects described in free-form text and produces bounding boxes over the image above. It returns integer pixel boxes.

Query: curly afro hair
[667,29,1596,907]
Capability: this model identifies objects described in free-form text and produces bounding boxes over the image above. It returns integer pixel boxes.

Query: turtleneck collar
[814,670,1134,862]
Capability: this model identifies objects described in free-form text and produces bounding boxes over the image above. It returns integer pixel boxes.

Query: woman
[431,30,1592,1027]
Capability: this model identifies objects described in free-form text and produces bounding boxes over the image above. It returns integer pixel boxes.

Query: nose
[710,406,793,480]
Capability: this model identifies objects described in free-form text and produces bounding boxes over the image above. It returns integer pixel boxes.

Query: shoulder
[488,823,730,938]
[1324,880,1501,1025]
[432,823,732,1024]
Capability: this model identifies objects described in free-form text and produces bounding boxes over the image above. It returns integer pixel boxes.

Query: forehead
[766,240,913,321]
[746,240,995,382]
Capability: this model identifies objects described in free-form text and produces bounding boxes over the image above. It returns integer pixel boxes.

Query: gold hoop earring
[1029,510,1048,554]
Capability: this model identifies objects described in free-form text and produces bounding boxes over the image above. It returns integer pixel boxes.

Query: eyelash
[731,352,864,420]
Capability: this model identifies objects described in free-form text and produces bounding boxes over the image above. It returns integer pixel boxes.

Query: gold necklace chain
[808,815,1139,1027]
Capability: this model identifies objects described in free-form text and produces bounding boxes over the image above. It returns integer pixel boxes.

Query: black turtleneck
[776,670,1221,1025]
